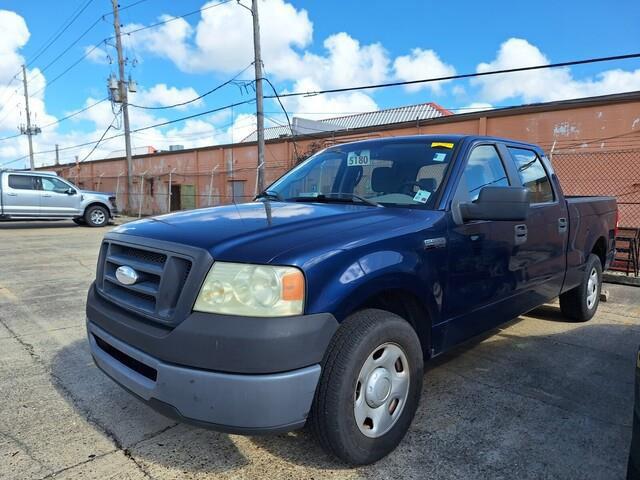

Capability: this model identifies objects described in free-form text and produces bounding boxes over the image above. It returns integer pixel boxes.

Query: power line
[79,110,121,163]
[36,17,104,78]
[128,64,254,110]
[263,76,299,161]
[27,0,96,68]
[30,41,107,97]
[41,97,110,130]
[0,98,257,167]
[264,52,640,99]
[120,0,234,37]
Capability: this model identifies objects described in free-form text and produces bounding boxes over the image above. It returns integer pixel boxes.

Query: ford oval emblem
[115,266,139,286]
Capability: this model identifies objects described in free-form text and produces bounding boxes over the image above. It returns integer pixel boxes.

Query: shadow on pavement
[49,316,636,478]
[0,220,81,230]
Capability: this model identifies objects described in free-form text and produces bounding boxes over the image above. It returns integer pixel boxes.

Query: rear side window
[508,147,554,203]
[8,175,35,190]
[463,145,510,201]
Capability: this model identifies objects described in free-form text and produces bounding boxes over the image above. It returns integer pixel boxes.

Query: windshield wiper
[288,192,382,207]
[255,190,282,201]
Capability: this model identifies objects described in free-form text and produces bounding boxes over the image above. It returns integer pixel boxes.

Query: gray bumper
[88,321,321,434]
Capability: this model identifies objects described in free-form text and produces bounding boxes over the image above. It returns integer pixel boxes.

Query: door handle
[515,224,527,245]
[558,217,567,233]
[42,194,52,197]
[6,192,17,196]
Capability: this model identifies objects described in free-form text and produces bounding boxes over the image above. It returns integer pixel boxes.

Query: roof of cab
[325,134,541,150]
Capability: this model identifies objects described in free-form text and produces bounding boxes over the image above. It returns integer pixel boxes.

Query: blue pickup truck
[86,135,617,464]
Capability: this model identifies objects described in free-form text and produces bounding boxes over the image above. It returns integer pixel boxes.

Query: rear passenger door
[2,174,41,216]
[504,146,568,305]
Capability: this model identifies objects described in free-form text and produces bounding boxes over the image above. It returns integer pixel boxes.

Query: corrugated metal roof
[241,102,449,142]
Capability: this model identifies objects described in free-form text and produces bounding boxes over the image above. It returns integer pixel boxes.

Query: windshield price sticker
[347,150,371,167]
[413,189,431,204]
[433,152,447,162]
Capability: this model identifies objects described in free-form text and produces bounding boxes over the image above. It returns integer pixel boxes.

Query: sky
[0,0,639,168]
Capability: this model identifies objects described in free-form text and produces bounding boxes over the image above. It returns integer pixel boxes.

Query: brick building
[43,92,640,226]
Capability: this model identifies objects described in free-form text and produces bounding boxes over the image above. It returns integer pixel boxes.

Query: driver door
[440,143,524,349]
[37,176,82,217]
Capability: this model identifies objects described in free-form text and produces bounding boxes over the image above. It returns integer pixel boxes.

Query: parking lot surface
[0,219,638,479]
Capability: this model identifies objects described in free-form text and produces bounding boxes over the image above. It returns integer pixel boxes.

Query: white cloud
[393,48,456,94]
[473,38,640,103]
[280,78,378,121]
[0,10,29,83]
[131,84,203,110]
[297,33,389,89]
[126,0,312,76]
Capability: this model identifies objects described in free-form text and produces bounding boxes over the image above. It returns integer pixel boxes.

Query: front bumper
[88,321,322,433]
[86,284,339,433]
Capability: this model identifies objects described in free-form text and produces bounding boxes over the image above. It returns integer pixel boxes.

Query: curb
[603,272,640,287]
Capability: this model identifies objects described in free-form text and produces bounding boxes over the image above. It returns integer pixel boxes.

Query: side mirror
[460,186,530,222]
[66,188,77,195]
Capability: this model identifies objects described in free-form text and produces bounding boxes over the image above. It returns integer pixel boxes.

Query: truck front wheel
[84,205,109,227]
[309,309,423,465]
[559,253,602,322]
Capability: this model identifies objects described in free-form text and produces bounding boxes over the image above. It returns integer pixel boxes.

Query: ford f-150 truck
[86,135,617,464]
[0,170,116,227]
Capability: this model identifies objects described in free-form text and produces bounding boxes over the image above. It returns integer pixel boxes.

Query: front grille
[96,240,194,324]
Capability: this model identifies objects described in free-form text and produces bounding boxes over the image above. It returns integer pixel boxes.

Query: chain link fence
[551,148,640,228]
[58,148,640,228]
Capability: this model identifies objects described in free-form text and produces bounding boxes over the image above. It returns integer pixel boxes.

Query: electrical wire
[79,110,121,163]
[120,0,234,37]
[36,17,104,77]
[264,53,640,99]
[30,41,107,97]
[0,98,257,167]
[262,76,299,160]
[27,0,96,68]
[129,64,254,110]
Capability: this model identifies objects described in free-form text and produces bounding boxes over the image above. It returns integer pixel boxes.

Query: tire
[72,218,85,225]
[84,205,109,227]
[309,309,423,465]
[559,253,602,322]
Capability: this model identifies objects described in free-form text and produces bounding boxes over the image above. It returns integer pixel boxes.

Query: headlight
[193,262,305,317]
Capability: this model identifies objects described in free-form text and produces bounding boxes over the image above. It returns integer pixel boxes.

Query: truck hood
[111,201,419,263]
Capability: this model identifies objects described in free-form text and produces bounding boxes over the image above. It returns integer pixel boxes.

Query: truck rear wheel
[84,205,109,227]
[559,253,602,322]
[309,309,423,465]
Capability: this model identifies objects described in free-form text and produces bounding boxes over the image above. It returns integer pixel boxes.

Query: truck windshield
[266,139,456,208]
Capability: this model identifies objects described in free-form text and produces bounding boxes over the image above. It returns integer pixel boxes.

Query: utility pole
[55,144,59,165]
[20,65,40,170]
[251,0,265,193]
[111,0,134,213]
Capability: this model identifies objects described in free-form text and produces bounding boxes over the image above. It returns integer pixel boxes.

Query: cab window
[40,177,72,194]
[8,175,36,190]
[462,145,510,201]
[508,147,554,203]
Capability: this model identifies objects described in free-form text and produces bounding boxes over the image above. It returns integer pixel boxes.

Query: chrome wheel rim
[354,342,410,438]
[90,210,106,225]
[586,267,599,309]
